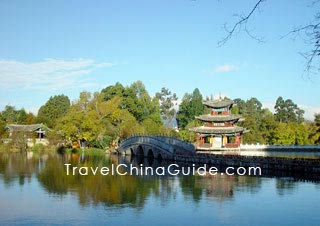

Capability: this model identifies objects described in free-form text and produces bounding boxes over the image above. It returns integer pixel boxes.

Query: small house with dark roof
[190,97,248,150]
[5,124,51,147]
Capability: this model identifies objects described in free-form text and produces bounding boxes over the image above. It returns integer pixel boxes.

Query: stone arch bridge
[117,135,195,160]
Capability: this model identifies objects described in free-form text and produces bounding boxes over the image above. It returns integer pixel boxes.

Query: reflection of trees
[276,179,298,196]
[0,153,43,186]
[2,152,309,211]
[180,174,262,203]
[37,154,161,209]
[181,176,203,202]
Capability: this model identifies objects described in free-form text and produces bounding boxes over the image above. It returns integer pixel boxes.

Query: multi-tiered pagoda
[190,98,247,150]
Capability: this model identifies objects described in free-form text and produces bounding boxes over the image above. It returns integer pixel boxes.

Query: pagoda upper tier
[190,98,247,135]
[203,99,233,109]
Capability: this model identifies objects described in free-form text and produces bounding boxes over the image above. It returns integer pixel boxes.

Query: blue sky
[0,0,319,120]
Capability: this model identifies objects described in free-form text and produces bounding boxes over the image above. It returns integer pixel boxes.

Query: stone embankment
[240,144,320,151]
[174,153,320,174]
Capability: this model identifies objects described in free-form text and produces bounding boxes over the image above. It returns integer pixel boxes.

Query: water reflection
[1,153,320,226]
[0,152,314,209]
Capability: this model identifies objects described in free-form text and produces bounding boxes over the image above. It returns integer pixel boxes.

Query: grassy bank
[65,148,107,155]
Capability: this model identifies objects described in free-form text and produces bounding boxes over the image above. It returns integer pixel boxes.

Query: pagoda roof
[203,99,233,108]
[196,114,242,122]
[190,126,246,135]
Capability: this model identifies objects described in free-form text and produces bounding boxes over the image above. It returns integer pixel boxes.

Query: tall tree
[56,91,144,148]
[102,81,162,124]
[37,94,70,128]
[155,87,178,121]
[177,88,204,129]
[102,82,125,101]
[274,96,304,123]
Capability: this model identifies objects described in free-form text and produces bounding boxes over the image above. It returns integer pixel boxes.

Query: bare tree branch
[219,0,320,76]
[282,14,320,76]
[218,0,266,46]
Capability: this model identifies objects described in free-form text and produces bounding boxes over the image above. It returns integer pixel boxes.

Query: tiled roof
[196,114,242,122]
[190,126,246,135]
[203,99,233,108]
[6,124,51,132]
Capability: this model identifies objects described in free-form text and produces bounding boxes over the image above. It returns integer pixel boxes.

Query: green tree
[26,112,36,125]
[259,109,277,144]
[155,87,178,121]
[271,122,308,145]
[37,94,70,128]
[16,109,27,124]
[56,92,103,147]
[56,91,143,148]
[271,123,295,145]
[1,105,28,124]
[0,113,6,138]
[233,97,265,144]
[309,114,320,144]
[102,81,162,124]
[2,105,18,123]
[274,96,304,123]
[177,88,204,129]
[102,82,125,101]
[232,98,246,114]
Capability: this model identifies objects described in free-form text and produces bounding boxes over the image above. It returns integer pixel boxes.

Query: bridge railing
[119,135,175,154]
[119,135,195,154]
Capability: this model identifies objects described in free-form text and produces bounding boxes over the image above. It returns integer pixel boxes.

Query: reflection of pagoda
[190,98,247,150]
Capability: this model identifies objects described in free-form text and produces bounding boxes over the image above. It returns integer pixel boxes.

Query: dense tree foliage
[56,82,170,148]
[37,94,70,128]
[0,105,36,141]
[0,113,6,138]
[274,97,305,123]
[233,97,311,145]
[177,88,204,129]
[309,114,320,144]
[1,105,32,124]
[0,82,318,147]
[101,81,162,124]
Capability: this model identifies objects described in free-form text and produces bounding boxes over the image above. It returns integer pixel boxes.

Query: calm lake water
[0,152,319,226]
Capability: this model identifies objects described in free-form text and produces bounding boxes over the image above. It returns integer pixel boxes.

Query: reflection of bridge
[117,135,195,160]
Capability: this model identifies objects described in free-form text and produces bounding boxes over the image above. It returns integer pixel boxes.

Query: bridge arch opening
[137,145,144,156]
[130,148,134,156]
[157,153,163,161]
[147,149,154,159]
